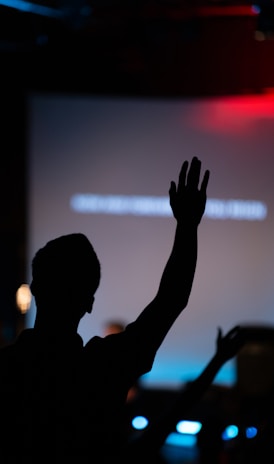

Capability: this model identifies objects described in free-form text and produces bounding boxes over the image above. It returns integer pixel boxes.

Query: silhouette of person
[121,325,245,463]
[102,319,142,403]
[0,156,209,463]
[102,318,146,446]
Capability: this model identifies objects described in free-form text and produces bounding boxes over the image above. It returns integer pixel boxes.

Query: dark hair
[30,233,101,298]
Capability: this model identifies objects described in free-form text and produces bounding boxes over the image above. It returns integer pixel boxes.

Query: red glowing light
[187,94,274,135]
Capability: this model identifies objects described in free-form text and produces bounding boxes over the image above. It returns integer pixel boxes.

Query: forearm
[155,355,224,434]
[157,222,198,310]
[178,354,224,409]
[124,354,226,460]
[130,157,209,354]
[133,221,199,351]
[135,354,224,453]
[134,222,199,346]
[149,156,208,326]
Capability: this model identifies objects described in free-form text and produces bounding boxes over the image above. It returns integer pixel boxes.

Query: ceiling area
[1,0,274,95]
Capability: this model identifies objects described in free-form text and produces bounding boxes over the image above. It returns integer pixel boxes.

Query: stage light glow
[176,420,202,435]
[166,432,197,447]
[0,0,63,17]
[246,426,258,439]
[16,284,32,314]
[222,425,239,441]
[252,5,261,14]
[131,415,149,430]
[71,194,267,221]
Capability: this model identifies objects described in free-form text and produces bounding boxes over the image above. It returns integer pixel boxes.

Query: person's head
[30,233,101,324]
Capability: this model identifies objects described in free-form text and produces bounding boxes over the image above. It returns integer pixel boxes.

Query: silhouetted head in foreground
[30,233,101,333]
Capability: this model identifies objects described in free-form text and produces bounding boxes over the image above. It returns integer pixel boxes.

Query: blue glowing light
[251,5,261,15]
[246,426,258,439]
[222,425,239,441]
[166,432,197,448]
[0,0,64,18]
[71,194,267,221]
[131,415,149,430]
[176,420,202,435]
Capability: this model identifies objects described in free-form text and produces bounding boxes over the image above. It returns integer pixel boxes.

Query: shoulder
[84,335,104,348]
[84,333,131,359]
[84,334,120,351]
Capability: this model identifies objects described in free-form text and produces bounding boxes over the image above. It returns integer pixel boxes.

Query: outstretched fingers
[177,160,189,194]
[169,156,210,223]
[172,157,209,194]
[200,169,210,194]
[226,325,241,340]
[186,156,201,190]
[169,161,188,209]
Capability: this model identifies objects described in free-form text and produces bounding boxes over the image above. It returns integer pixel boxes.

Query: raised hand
[215,326,245,363]
[169,156,210,225]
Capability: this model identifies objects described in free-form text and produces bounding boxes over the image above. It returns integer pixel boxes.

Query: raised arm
[133,156,210,347]
[122,326,245,461]
[177,325,245,408]
[158,156,209,308]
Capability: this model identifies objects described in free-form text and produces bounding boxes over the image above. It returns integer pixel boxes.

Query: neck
[34,315,79,338]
